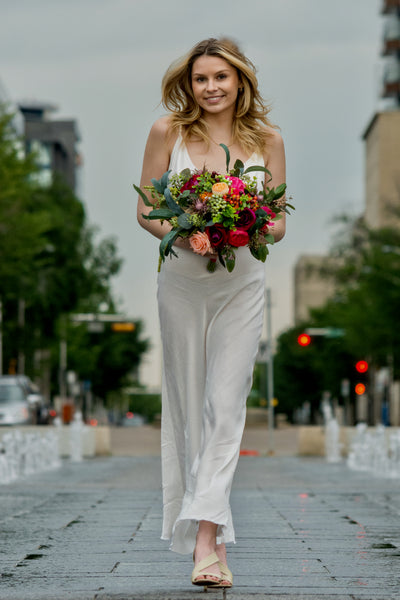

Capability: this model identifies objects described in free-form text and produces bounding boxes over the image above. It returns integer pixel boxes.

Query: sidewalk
[1,454,399,600]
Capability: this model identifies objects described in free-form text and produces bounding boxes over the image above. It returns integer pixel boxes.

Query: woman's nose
[206,79,218,91]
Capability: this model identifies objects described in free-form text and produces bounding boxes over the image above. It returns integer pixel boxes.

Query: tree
[0,107,149,401]
[274,214,400,423]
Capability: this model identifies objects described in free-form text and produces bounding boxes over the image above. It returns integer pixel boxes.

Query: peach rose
[212,181,230,195]
[189,232,212,256]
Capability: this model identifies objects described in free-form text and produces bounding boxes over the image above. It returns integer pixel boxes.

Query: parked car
[119,412,146,427]
[0,376,48,426]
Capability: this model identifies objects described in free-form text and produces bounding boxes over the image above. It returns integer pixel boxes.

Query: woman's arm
[264,130,286,243]
[137,117,192,250]
[137,117,175,240]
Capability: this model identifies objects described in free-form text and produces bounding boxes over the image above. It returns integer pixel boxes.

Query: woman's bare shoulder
[264,126,284,145]
[262,127,284,163]
[148,115,178,151]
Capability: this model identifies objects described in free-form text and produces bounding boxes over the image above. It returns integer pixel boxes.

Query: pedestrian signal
[297,333,311,347]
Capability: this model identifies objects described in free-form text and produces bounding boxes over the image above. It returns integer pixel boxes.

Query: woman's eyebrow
[192,69,230,77]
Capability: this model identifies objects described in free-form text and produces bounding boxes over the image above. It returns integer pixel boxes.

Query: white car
[0,376,34,426]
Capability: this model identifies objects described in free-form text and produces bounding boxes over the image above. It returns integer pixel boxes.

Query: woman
[137,37,286,588]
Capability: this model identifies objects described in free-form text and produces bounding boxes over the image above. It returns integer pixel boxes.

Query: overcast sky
[0,0,382,386]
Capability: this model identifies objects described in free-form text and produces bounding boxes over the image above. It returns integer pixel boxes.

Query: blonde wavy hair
[161,37,276,156]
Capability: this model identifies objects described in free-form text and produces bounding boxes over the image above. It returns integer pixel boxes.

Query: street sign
[111,322,135,332]
[305,327,345,338]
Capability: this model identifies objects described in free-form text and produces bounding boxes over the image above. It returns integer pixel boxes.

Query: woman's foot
[192,521,222,585]
[216,543,233,588]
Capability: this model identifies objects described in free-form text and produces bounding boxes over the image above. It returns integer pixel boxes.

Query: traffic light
[355,360,368,374]
[355,383,366,396]
[354,360,368,396]
[297,333,311,347]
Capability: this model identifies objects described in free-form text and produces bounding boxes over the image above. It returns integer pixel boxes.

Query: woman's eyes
[194,74,227,83]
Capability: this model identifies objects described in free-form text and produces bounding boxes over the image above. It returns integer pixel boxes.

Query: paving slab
[1,454,400,600]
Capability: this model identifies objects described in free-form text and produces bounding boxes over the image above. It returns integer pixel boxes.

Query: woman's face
[191,55,241,116]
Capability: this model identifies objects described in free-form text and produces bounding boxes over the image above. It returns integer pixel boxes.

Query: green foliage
[0,107,148,400]
[311,217,400,375]
[66,319,149,401]
[274,214,400,421]
[128,392,161,422]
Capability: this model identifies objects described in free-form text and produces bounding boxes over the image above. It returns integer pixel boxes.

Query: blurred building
[293,255,337,324]
[18,99,81,192]
[363,0,400,229]
[293,1,400,323]
[363,110,400,228]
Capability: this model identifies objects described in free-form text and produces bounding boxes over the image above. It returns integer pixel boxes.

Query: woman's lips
[205,95,224,104]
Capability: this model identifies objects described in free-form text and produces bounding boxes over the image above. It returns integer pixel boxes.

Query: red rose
[206,224,229,248]
[237,208,256,230]
[228,229,249,247]
[181,174,201,192]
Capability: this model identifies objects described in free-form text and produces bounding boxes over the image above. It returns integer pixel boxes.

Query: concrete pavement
[1,451,400,599]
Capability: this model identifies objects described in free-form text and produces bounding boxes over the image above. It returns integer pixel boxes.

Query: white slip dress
[157,134,266,554]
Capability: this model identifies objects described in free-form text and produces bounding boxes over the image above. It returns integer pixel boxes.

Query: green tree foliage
[274,215,400,421]
[0,112,50,295]
[66,319,149,401]
[0,107,149,399]
[274,327,354,422]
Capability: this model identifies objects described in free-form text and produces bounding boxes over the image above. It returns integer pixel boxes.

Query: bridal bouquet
[134,144,292,272]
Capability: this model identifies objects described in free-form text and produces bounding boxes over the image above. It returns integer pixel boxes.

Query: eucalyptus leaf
[218,253,226,268]
[243,165,272,177]
[164,187,184,215]
[273,183,287,199]
[142,208,176,220]
[219,143,230,172]
[177,213,193,229]
[159,229,180,260]
[160,170,171,192]
[151,176,165,194]
[179,168,191,179]
[232,159,244,177]
[133,184,153,207]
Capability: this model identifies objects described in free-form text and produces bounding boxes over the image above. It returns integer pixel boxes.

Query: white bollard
[70,411,85,462]
[325,418,342,463]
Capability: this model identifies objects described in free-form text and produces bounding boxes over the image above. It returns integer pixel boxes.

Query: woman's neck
[202,110,235,140]
[203,111,233,134]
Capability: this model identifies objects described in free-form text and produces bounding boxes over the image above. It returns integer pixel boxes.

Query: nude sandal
[214,561,233,588]
[191,551,221,587]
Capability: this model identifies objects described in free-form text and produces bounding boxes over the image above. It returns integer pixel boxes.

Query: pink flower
[226,176,246,196]
[189,232,212,256]
[261,206,276,219]
[228,229,249,247]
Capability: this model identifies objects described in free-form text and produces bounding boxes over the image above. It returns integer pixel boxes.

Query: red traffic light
[355,383,366,396]
[355,360,369,373]
[298,333,311,347]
